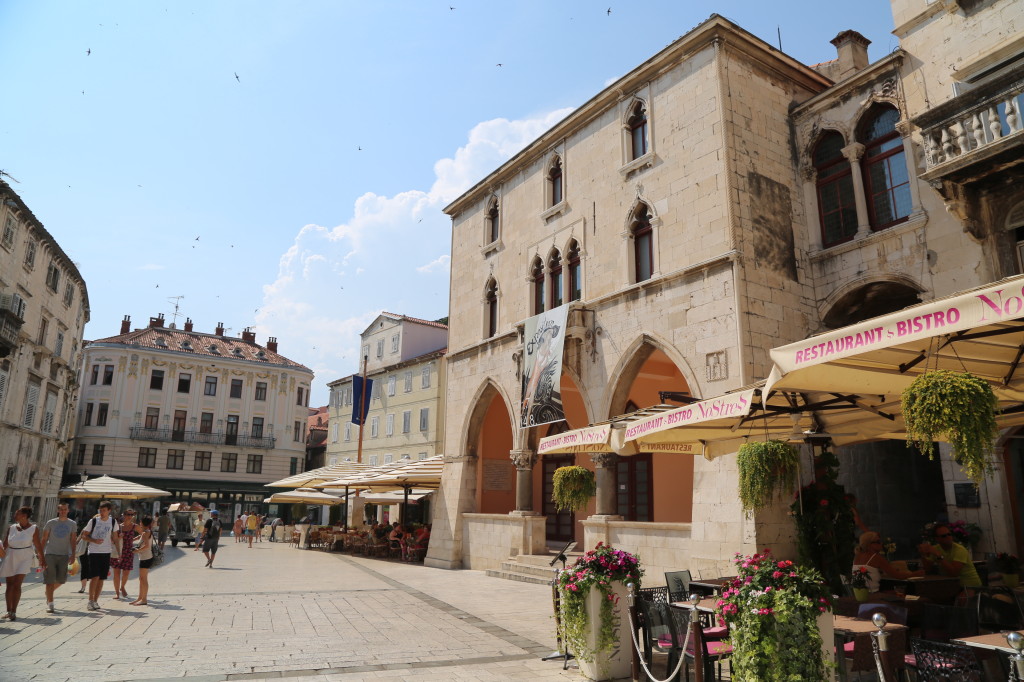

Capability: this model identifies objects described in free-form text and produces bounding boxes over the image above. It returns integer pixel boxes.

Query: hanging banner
[351,376,373,425]
[520,304,569,428]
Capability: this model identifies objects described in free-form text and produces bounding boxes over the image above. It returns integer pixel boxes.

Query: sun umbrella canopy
[314,457,439,490]
[265,461,371,488]
[263,488,347,505]
[59,475,171,500]
[358,489,434,504]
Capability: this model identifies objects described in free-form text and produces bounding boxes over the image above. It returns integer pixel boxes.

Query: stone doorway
[542,454,575,542]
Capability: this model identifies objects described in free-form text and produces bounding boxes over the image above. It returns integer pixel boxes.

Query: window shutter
[23,382,40,427]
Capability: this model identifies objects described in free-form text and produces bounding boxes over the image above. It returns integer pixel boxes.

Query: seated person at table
[917,525,982,588]
[852,532,924,591]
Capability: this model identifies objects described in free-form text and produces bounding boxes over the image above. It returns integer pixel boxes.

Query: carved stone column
[590,452,621,517]
[510,449,538,514]
[841,142,872,238]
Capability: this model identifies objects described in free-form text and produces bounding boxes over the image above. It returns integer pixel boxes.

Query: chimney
[830,30,871,81]
[267,337,278,353]
[148,313,165,328]
[184,318,193,332]
[120,315,131,334]
[215,322,225,337]
[241,327,256,343]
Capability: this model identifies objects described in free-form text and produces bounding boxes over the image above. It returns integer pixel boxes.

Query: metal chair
[634,590,678,680]
[907,637,983,681]
[976,587,1023,632]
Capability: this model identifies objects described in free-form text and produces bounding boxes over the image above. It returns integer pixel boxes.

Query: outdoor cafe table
[688,577,736,597]
[833,614,908,681]
[879,575,962,604]
[953,632,1023,678]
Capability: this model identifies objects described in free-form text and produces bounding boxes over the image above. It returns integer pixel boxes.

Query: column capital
[590,452,619,468]
[841,142,865,162]
[509,449,537,471]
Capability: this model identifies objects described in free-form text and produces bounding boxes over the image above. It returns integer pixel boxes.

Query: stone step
[484,568,556,585]
[514,551,583,568]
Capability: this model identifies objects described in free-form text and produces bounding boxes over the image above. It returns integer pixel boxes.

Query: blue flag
[351,376,373,425]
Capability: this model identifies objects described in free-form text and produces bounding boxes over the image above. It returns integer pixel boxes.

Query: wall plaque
[482,458,514,492]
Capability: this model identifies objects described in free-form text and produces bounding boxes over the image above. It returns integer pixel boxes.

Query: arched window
[628,101,648,160]
[548,157,563,207]
[859,105,911,230]
[486,197,500,243]
[631,204,654,283]
[548,250,563,309]
[814,131,857,247]
[531,257,545,315]
[567,241,582,302]
[485,279,499,338]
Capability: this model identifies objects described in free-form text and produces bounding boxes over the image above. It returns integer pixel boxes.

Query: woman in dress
[130,516,154,606]
[233,515,244,543]
[110,509,138,600]
[0,506,45,621]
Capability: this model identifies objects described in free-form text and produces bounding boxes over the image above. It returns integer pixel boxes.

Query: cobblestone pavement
[0,540,591,681]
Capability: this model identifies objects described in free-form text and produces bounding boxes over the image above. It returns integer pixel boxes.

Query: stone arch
[854,99,905,141]
[461,377,520,453]
[523,364,596,452]
[820,275,925,329]
[603,332,699,419]
[621,97,648,127]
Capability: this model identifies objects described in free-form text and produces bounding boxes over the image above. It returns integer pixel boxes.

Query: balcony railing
[129,426,276,449]
[920,79,1024,172]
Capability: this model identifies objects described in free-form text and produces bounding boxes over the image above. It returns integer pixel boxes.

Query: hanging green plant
[552,466,596,513]
[902,370,997,486]
[737,440,800,514]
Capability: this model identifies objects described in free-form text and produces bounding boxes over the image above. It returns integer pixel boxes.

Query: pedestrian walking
[111,509,138,600]
[202,510,222,567]
[0,506,46,621]
[257,514,266,542]
[156,509,171,553]
[41,502,77,613]
[270,517,282,542]
[193,511,205,551]
[130,516,154,606]
[233,515,243,543]
[246,510,259,548]
[81,500,122,611]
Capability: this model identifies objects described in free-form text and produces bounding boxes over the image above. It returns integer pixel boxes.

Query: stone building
[428,3,1024,578]
[69,315,313,510]
[0,180,90,529]
[325,313,447,469]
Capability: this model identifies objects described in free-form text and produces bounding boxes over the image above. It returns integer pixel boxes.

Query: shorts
[43,554,70,585]
[157,531,168,543]
[138,558,154,569]
[82,553,111,581]
[202,537,219,554]
[0,548,33,578]
[245,529,254,536]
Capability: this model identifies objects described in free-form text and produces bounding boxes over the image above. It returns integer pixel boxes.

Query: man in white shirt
[80,501,121,611]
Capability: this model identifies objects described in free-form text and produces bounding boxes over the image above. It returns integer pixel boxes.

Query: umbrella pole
[403,485,410,525]
[343,485,350,533]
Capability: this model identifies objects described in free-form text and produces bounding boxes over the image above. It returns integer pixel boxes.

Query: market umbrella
[262,488,347,505]
[319,457,444,523]
[59,475,171,500]
[265,461,371,488]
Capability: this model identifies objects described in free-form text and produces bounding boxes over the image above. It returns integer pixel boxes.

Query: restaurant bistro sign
[619,389,757,453]
[537,424,612,455]
[771,279,1024,374]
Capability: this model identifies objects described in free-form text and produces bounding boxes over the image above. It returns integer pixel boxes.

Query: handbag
[110,535,121,560]
[68,557,80,576]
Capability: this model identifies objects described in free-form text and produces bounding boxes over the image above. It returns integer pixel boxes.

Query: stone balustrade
[921,80,1024,171]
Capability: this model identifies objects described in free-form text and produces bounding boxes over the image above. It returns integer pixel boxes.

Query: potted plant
[557,543,643,680]
[716,549,834,681]
[996,553,1020,588]
[737,439,800,513]
[902,370,998,486]
[552,465,597,513]
[850,566,872,601]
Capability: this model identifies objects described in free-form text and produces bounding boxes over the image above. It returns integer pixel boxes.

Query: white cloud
[260,108,574,403]
[416,254,450,274]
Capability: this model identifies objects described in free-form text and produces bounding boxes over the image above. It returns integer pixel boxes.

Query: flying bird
[86,48,91,56]
[195,236,200,241]
[496,63,502,67]
[449,6,455,9]
[234,72,240,82]
[607,7,612,15]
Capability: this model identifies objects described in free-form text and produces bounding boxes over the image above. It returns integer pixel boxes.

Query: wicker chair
[907,637,983,681]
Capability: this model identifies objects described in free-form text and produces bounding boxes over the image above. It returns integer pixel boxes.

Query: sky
[1,1,901,405]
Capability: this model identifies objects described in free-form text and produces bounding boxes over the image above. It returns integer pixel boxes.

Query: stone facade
[431,4,1024,579]
[70,316,312,508]
[0,180,90,532]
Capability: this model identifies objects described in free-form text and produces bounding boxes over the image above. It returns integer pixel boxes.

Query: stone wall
[459,512,547,571]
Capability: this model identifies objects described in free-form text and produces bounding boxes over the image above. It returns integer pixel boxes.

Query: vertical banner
[520,304,569,428]
[351,376,373,425]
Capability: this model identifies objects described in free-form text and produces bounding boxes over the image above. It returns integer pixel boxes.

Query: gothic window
[628,100,648,160]
[531,257,545,315]
[486,197,500,244]
[630,203,654,283]
[814,131,857,248]
[485,278,499,338]
[567,240,582,302]
[858,105,911,230]
[547,157,563,207]
[548,250,563,309]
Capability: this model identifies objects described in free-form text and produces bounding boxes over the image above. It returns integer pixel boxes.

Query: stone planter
[569,581,631,681]
[818,610,836,682]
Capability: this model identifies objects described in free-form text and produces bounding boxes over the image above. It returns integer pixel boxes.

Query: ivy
[552,465,596,513]
[737,440,800,514]
[902,370,997,486]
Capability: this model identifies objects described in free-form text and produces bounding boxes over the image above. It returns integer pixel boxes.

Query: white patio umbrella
[59,475,171,500]
[262,488,347,505]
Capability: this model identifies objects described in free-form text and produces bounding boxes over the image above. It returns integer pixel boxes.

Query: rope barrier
[624,601,691,682]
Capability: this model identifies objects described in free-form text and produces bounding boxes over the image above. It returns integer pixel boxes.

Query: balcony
[0,293,25,358]
[129,426,276,449]
[917,72,1024,183]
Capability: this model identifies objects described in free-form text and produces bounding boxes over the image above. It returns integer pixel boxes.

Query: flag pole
[356,354,368,464]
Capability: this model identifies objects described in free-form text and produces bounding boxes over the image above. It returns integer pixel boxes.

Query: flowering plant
[556,543,643,664]
[716,549,833,681]
[924,520,981,547]
[850,565,871,589]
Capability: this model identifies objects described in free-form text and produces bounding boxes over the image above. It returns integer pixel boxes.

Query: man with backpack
[202,510,222,568]
[81,501,121,611]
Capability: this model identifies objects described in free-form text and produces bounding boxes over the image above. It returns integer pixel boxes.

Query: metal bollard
[1006,631,1024,682]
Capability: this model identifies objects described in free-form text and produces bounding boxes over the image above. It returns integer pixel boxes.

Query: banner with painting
[520,304,568,428]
